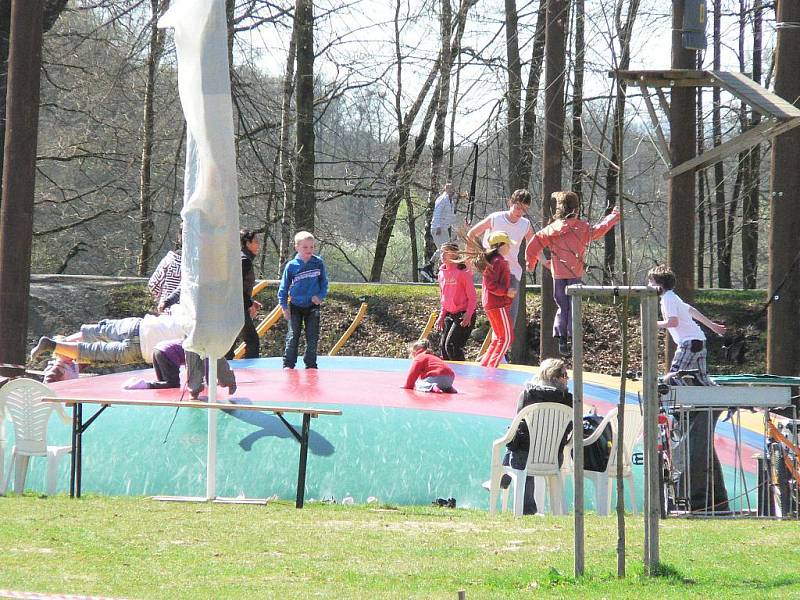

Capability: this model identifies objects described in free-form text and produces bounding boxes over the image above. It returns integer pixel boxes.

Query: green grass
[1,495,799,599]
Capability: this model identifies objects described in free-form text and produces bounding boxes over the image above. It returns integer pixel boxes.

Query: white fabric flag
[158,0,243,358]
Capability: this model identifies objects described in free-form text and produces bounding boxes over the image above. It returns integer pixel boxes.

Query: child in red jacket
[403,340,456,393]
[475,230,516,368]
[526,191,620,356]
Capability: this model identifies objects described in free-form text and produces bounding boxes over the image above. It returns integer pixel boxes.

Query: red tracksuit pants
[481,306,514,368]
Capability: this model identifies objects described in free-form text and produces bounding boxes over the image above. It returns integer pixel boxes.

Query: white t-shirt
[431,192,456,230]
[139,305,190,363]
[660,290,705,345]
[486,211,531,280]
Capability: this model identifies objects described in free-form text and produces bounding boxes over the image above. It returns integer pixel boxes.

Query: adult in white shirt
[431,182,457,249]
[421,183,459,282]
[467,188,534,322]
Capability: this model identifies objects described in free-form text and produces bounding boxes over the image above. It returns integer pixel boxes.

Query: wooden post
[567,285,660,576]
[0,0,43,378]
[641,294,660,572]
[571,293,585,577]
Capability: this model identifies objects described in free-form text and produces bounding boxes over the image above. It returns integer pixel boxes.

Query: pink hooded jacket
[525,208,620,279]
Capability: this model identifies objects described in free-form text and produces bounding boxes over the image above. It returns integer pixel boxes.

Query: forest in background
[26,0,774,290]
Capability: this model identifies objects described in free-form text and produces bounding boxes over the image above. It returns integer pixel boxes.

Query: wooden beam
[655,88,671,120]
[711,70,800,119]
[639,83,671,167]
[666,118,800,178]
[614,69,717,87]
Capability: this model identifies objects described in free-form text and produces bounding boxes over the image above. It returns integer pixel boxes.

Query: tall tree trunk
[293,0,315,232]
[712,0,730,287]
[518,3,547,192]
[742,0,762,289]
[505,0,523,191]
[540,0,568,360]
[504,0,529,363]
[667,0,697,366]
[0,0,66,213]
[603,0,639,284]
[137,0,167,277]
[697,81,705,288]
[405,187,419,282]
[0,0,43,377]
[424,0,453,265]
[571,0,584,198]
[278,25,297,267]
[767,0,800,375]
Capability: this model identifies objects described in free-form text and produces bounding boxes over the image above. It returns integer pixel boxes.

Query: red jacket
[481,253,512,311]
[526,208,620,279]
[404,351,455,388]
[438,263,477,322]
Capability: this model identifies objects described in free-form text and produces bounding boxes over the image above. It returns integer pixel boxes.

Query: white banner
[159,0,243,358]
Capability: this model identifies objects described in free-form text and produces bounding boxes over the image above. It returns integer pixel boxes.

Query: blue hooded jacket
[278,254,328,308]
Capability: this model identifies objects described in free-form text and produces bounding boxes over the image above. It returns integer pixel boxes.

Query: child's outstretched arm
[689,306,726,336]
[589,206,621,241]
[467,215,491,245]
[525,233,545,271]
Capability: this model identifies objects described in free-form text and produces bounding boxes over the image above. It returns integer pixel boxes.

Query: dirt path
[28,274,147,342]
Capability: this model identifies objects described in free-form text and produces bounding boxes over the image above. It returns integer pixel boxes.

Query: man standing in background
[420,182,457,282]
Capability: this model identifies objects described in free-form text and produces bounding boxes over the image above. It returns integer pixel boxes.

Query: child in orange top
[403,340,456,393]
[474,231,516,368]
[526,191,619,356]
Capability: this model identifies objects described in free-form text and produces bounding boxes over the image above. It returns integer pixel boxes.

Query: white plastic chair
[0,378,71,496]
[583,404,644,516]
[489,402,573,516]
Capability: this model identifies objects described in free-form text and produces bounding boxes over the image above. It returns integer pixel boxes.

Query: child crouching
[403,340,456,393]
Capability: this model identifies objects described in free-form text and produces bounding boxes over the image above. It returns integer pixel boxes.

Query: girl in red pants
[475,231,516,368]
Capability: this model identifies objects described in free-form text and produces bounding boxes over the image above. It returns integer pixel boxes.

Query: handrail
[419,311,438,341]
[479,330,492,356]
[233,304,282,359]
[328,302,368,356]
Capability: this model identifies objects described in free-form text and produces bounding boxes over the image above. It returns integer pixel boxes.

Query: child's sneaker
[42,355,79,384]
[418,265,436,282]
[431,384,443,393]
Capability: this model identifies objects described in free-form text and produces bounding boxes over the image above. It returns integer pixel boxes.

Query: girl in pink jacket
[526,191,620,356]
[435,242,477,361]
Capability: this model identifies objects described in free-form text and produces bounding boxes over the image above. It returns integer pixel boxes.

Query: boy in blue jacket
[278,231,329,369]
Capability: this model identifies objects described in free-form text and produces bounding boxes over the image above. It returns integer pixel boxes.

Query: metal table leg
[295,413,311,508]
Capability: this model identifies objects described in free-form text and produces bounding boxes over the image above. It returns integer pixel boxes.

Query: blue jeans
[78,318,142,364]
[553,277,581,338]
[283,303,321,368]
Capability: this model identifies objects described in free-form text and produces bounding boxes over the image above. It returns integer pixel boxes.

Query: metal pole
[571,293,585,577]
[0,0,43,378]
[206,359,218,500]
[641,294,660,572]
[296,413,311,508]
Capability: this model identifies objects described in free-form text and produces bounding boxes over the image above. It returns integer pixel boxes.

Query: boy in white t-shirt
[647,265,726,383]
[467,188,534,323]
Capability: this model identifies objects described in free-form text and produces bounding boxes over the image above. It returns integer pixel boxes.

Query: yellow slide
[233,280,279,359]
[328,302,368,356]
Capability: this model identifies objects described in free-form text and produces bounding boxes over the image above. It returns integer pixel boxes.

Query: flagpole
[206,358,218,500]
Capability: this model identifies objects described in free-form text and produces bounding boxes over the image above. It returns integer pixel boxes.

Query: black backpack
[582,414,613,472]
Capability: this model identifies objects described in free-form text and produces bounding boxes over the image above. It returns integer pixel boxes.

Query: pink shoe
[431,384,443,393]
[42,356,79,384]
